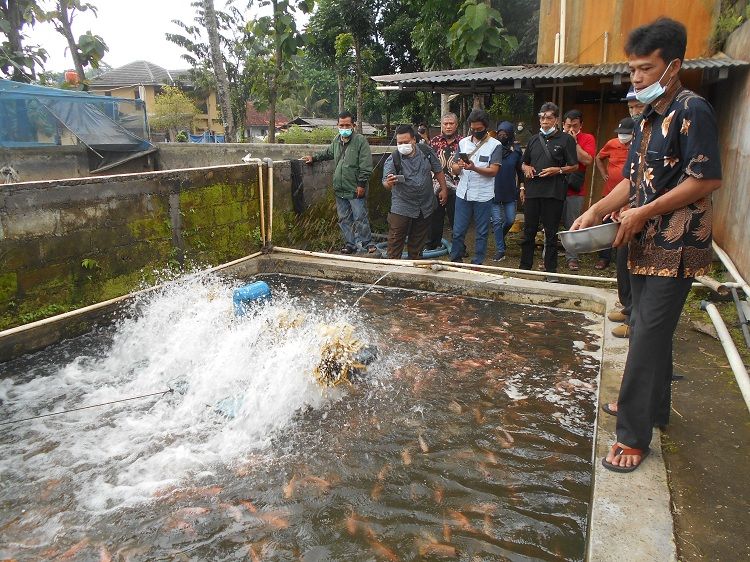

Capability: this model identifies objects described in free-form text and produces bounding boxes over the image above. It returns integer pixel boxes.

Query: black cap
[614,117,635,133]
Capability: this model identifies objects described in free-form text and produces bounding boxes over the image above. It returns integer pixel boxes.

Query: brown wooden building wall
[537,0,720,64]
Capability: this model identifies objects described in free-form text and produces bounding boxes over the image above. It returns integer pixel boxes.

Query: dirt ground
[449,227,750,561]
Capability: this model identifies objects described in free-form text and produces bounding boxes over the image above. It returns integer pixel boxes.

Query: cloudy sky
[26,0,306,73]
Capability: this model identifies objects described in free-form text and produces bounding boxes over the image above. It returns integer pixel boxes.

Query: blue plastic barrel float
[374,238,451,259]
[233,281,272,316]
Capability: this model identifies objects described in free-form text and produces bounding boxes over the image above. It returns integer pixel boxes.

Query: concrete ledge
[0,249,676,561]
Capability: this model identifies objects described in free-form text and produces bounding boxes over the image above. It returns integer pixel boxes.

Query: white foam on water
[0,274,359,514]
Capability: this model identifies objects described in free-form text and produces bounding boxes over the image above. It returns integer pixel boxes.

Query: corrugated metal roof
[371,57,749,89]
[89,61,190,88]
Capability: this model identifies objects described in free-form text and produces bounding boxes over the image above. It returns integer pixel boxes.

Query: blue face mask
[339,128,353,138]
[540,126,556,136]
[634,60,675,105]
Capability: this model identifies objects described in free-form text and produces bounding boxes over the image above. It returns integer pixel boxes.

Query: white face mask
[634,60,676,104]
[397,143,414,155]
[517,125,523,131]
[618,133,633,144]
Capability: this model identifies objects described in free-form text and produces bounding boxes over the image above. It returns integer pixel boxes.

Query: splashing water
[0,274,366,516]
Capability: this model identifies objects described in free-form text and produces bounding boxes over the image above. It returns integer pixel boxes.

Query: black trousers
[520,197,564,273]
[387,212,431,259]
[427,190,456,248]
[616,272,693,450]
[617,243,632,318]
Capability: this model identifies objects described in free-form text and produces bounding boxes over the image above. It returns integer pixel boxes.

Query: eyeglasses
[538,113,556,120]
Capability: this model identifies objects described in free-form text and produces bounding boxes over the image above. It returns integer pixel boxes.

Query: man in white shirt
[449,109,502,264]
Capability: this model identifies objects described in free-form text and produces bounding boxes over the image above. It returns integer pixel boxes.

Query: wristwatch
[559,167,563,174]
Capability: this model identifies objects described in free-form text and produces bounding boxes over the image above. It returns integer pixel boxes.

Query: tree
[0,0,47,82]
[247,0,313,143]
[150,85,200,141]
[448,0,517,68]
[41,1,107,85]
[203,0,235,141]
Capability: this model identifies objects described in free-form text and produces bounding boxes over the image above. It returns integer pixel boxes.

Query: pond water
[0,273,601,561]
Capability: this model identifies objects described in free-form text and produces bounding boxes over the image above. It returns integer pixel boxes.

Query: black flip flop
[602,446,650,473]
[600,403,617,417]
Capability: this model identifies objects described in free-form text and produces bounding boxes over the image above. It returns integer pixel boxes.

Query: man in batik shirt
[426,113,460,250]
[573,17,722,473]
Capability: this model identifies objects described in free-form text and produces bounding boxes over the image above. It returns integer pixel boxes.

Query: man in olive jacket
[303,111,376,254]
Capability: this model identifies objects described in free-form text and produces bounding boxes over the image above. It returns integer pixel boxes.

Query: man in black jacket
[520,102,578,274]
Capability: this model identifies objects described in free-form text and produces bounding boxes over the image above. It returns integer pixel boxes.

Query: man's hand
[522,164,536,179]
[355,186,366,198]
[538,166,561,177]
[302,155,313,164]
[438,187,448,206]
[612,206,648,247]
[570,208,601,231]
[383,174,398,189]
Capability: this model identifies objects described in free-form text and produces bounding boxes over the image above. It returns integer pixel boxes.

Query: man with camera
[520,102,579,275]
[561,109,597,271]
[382,125,448,259]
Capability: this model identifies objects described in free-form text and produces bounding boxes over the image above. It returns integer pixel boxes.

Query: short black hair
[625,17,687,63]
[563,109,583,122]
[338,110,355,122]
[395,124,415,138]
[539,102,559,117]
[467,109,490,128]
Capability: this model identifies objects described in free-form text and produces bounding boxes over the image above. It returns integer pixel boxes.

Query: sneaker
[493,252,506,261]
[567,259,580,271]
[611,324,630,338]
[607,310,629,323]
[545,276,559,283]
[340,245,356,255]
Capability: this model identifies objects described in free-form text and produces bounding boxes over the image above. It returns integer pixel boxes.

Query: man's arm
[575,133,596,166]
[462,144,501,177]
[572,178,630,230]
[595,151,609,181]
[355,136,373,197]
[613,177,721,246]
[304,140,335,163]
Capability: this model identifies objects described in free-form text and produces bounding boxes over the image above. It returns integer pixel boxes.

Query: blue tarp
[188,131,225,143]
[0,79,153,166]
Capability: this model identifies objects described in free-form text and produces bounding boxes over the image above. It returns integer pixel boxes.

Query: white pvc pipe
[264,158,274,244]
[713,241,750,299]
[702,301,750,414]
[244,158,266,246]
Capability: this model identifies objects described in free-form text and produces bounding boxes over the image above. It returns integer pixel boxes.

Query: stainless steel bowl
[558,222,620,254]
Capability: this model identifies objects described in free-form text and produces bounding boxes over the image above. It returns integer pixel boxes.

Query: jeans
[490,200,517,255]
[563,194,584,261]
[520,197,565,273]
[335,196,373,250]
[450,196,493,264]
[427,190,456,248]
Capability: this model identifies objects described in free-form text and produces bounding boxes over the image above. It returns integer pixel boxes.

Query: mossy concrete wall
[0,164,266,329]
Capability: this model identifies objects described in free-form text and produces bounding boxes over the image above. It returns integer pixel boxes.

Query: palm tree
[203,0,235,141]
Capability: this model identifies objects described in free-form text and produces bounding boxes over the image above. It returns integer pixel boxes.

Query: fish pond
[0,273,601,561]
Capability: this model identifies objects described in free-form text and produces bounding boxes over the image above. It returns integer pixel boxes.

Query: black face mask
[499,136,511,146]
[473,129,487,140]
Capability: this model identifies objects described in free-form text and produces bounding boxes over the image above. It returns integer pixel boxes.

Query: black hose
[0,388,173,427]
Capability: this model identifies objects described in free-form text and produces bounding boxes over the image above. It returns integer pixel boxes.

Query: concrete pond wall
[0,149,391,330]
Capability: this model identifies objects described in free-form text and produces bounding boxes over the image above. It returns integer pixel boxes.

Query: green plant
[176,131,189,142]
[80,258,99,270]
[710,0,749,51]
[277,124,339,144]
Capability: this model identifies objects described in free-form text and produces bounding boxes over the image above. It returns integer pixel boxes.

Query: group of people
[305,16,721,475]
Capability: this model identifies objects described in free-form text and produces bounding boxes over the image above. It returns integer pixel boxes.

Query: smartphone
[458,152,470,163]
[392,174,405,182]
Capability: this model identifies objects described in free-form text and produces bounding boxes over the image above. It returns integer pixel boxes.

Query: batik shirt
[624,80,722,278]
[429,134,460,191]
